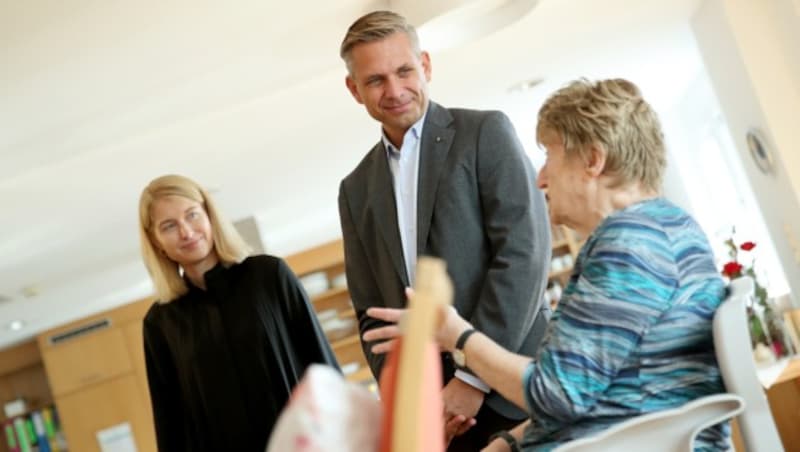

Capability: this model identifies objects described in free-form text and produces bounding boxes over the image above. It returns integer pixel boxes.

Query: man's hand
[366,287,472,354]
[444,414,475,446]
[481,437,511,452]
[443,374,485,419]
[442,378,484,439]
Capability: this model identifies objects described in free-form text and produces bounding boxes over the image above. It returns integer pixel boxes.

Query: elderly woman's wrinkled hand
[433,304,472,352]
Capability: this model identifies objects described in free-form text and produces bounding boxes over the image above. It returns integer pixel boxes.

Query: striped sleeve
[524,216,678,425]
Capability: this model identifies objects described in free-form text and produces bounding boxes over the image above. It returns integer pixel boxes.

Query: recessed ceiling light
[21,284,40,298]
[507,77,545,94]
[7,320,25,331]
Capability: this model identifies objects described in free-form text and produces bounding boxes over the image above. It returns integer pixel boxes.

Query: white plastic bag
[266,364,381,452]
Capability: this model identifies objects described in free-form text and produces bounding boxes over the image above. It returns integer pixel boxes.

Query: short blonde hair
[138,174,251,303]
[340,10,421,74]
[536,78,666,192]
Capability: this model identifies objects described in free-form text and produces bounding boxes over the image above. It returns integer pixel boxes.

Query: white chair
[713,276,783,452]
[553,393,744,452]
[387,257,452,452]
[555,276,784,452]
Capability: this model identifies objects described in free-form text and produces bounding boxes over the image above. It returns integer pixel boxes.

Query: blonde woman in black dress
[138,174,338,452]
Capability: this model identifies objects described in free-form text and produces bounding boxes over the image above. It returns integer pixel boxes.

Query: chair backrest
[713,276,784,452]
[553,394,744,452]
[380,257,452,452]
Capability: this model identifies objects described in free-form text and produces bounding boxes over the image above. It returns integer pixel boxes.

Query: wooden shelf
[0,341,55,440]
[547,226,581,310]
[340,309,357,320]
[286,239,376,388]
[0,401,55,422]
[548,267,573,280]
[552,238,570,249]
[345,366,375,384]
[331,334,360,350]
[312,288,352,314]
[311,286,349,303]
[284,239,344,277]
[0,340,42,376]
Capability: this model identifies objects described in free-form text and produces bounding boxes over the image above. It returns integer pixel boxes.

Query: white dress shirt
[382,114,423,286]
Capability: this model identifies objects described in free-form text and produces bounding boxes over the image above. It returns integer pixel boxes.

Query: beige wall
[722,0,800,200]
[692,0,800,301]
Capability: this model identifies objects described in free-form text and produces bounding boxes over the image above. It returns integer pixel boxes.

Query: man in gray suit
[338,10,551,450]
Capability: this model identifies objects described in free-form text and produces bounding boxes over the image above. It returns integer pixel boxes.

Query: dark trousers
[447,404,522,452]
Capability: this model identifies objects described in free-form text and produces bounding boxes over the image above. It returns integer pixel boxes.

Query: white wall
[692,0,800,302]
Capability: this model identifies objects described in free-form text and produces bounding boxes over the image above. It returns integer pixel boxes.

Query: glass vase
[747,306,769,349]
[764,302,797,358]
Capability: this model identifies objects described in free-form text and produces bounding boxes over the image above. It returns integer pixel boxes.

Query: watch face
[452,349,466,367]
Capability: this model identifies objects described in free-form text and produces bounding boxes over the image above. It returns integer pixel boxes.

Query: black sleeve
[275,257,341,371]
[143,313,185,452]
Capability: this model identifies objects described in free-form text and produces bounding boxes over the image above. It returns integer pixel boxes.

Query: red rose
[740,241,756,251]
[722,261,743,277]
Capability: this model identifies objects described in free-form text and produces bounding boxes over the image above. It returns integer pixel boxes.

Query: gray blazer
[338,101,552,419]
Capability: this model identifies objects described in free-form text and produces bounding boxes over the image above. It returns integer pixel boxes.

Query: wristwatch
[488,431,521,452]
[452,328,477,368]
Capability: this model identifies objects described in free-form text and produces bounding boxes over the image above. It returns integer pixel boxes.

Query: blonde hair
[340,10,421,74]
[138,174,251,303]
[536,78,666,192]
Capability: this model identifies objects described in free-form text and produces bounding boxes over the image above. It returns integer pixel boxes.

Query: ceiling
[0,0,703,348]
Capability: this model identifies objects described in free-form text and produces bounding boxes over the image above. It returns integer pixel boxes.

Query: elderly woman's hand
[364,288,473,353]
[434,303,473,352]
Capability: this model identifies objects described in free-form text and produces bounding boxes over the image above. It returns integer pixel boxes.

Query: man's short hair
[340,10,421,74]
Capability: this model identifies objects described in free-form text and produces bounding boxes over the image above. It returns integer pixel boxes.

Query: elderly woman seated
[366,78,729,451]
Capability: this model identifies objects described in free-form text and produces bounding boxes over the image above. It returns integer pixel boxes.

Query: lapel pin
[435,136,442,143]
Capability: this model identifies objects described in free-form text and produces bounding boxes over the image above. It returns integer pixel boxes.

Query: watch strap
[488,430,521,452]
[455,328,477,351]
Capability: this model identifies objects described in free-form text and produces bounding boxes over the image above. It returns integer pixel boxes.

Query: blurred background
[1,0,798,358]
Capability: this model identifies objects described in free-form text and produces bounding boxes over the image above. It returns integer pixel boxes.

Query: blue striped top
[521,198,729,451]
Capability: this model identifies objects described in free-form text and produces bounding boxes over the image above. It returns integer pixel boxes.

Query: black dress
[143,255,339,452]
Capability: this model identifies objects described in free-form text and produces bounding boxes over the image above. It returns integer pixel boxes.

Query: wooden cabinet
[285,239,375,388]
[122,321,154,417]
[765,367,800,451]
[37,297,157,452]
[41,327,132,397]
[55,375,155,452]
